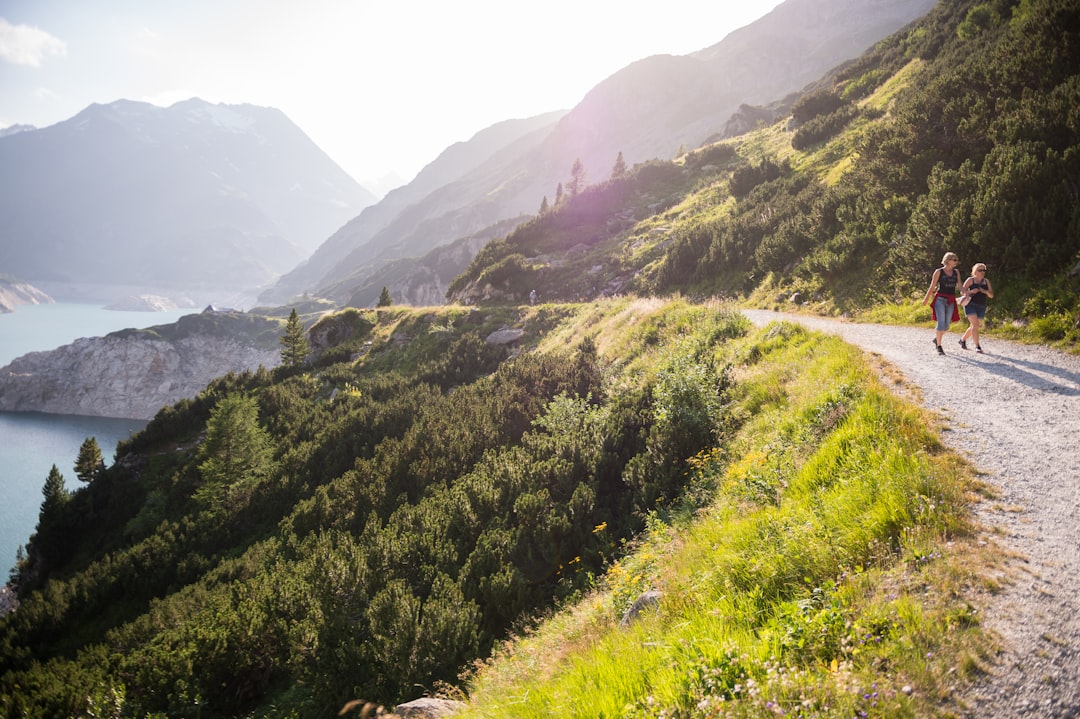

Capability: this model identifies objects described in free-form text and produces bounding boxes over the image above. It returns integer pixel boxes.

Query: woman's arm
[984,279,994,299]
[922,269,941,304]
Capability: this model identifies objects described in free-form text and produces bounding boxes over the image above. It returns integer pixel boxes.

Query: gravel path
[742,310,1080,718]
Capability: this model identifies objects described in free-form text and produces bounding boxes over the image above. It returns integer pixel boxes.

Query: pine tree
[611,151,627,179]
[33,464,71,567]
[196,394,274,507]
[279,308,309,368]
[539,195,549,214]
[40,464,69,518]
[567,158,587,197]
[74,437,104,484]
[377,286,393,307]
[554,182,564,206]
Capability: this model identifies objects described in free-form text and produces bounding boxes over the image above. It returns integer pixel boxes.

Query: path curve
[742,310,1080,718]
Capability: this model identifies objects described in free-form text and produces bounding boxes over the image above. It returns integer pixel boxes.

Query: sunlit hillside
[448,0,1079,347]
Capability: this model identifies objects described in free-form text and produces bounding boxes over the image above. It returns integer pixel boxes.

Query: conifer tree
[539,195,549,214]
[611,151,627,179]
[33,464,71,567]
[377,286,393,307]
[554,182,564,206]
[74,437,104,484]
[40,464,69,518]
[196,394,274,506]
[567,158,587,197]
[280,308,309,368]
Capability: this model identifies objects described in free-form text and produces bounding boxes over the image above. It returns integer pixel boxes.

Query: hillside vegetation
[1,300,738,716]
[457,313,986,719]
[449,0,1079,347]
[2,0,1077,716]
[1,299,988,718]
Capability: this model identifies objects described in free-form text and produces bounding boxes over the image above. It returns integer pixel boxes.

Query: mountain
[259,111,566,304]
[0,99,376,306]
[443,0,1079,325]
[261,0,935,307]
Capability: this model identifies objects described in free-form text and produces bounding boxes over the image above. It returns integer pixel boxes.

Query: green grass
[450,318,993,718]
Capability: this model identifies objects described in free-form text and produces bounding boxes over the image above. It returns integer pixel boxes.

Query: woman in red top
[921,252,962,355]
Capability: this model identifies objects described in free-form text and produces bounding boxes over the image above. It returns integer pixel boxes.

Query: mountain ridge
[0,98,376,307]
[262,0,935,307]
[260,112,566,304]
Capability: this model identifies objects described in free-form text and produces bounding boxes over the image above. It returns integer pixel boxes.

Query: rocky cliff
[0,281,53,313]
[0,314,281,419]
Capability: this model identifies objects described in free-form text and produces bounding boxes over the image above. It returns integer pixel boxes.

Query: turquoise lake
[0,303,193,577]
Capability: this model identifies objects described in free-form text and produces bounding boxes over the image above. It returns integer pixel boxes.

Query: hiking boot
[959,339,967,350]
[976,345,984,353]
[936,343,945,355]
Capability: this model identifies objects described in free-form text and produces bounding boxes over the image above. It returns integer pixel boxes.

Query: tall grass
[454,319,990,718]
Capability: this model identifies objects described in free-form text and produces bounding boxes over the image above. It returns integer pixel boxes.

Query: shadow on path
[950,350,1080,396]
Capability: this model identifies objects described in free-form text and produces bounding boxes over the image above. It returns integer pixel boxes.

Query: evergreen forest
[2,0,1078,716]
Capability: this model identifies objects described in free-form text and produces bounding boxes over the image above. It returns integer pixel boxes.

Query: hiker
[959,262,994,353]
[921,251,962,355]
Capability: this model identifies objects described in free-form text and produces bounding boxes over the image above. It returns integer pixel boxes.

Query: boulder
[485,327,524,345]
[393,697,466,718]
[620,590,662,626]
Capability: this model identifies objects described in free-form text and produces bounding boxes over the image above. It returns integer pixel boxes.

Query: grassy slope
[450,311,998,718]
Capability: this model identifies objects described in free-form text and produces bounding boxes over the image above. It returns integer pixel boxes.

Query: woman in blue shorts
[921,252,962,355]
[959,263,994,353]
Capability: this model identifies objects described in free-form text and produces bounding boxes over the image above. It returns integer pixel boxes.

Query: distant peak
[176,101,258,133]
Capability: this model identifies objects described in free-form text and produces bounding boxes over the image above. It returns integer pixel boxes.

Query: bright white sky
[0,0,783,191]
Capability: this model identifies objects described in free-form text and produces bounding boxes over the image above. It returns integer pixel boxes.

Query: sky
[0,0,784,193]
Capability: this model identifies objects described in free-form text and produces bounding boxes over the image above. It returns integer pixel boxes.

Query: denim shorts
[965,303,987,319]
[934,296,954,331]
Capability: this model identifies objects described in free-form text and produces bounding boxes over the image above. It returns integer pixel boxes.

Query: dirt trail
[742,310,1080,718]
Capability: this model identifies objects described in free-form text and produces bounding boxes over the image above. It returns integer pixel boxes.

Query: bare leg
[969,314,982,348]
[961,313,977,347]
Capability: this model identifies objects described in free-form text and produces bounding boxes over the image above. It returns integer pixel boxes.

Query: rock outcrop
[393,698,465,718]
[0,281,53,314]
[0,330,279,419]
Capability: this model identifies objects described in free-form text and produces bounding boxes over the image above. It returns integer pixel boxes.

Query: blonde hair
[941,252,959,265]
[972,263,987,273]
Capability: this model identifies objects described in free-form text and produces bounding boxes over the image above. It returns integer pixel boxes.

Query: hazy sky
[0,1,784,191]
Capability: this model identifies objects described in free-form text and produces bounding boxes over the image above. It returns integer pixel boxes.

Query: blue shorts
[965,303,987,319]
[933,296,954,331]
